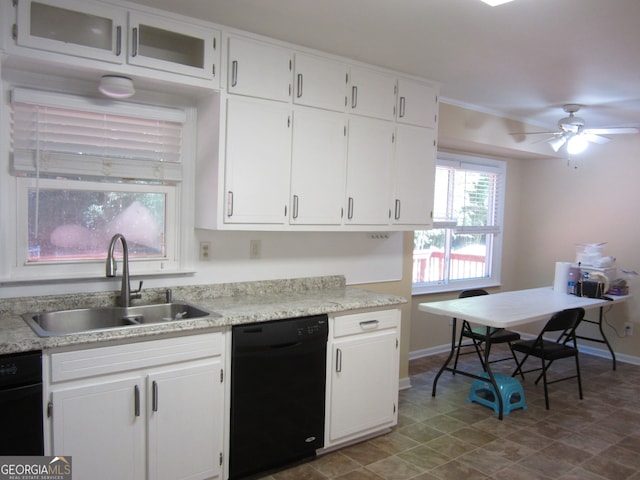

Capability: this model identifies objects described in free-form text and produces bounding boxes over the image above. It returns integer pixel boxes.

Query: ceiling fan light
[480,0,514,5]
[567,134,589,154]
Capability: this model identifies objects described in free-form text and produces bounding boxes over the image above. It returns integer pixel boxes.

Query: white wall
[515,134,640,357]
[0,230,403,298]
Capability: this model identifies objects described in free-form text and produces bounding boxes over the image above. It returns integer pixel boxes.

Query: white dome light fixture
[98,75,135,99]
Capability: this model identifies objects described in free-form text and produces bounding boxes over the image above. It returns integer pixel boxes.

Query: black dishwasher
[230,314,328,479]
[0,350,44,455]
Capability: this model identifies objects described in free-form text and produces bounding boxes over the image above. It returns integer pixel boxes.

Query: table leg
[598,306,616,370]
[483,326,504,420]
[574,306,616,370]
[432,317,457,397]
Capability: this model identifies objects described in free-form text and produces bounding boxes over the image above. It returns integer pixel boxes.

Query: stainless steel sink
[22,302,218,337]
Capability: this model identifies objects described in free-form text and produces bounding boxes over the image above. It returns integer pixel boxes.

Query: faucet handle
[133,280,143,294]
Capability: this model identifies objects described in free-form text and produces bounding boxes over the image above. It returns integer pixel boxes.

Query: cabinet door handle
[399,96,406,118]
[336,348,342,373]
[394,199,401,220]
[347,197,354,220]
[359,319,380,330]
[292,195,299,219]
[134,385,141,417]
[115,26,122,56]
[297,73,303,98]
[131,27,138,57]
[231,60,238,87]
[227,191,234,217]
[351,86,358,109]
[152,381,159,412]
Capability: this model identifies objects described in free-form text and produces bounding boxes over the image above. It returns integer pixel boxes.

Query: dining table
[418,286,630,419]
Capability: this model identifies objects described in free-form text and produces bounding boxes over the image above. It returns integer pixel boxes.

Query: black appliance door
[0,383,44,455]
[230,315,327,479]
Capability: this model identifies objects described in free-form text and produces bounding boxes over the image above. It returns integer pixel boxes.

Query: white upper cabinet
[293,52,348,112]
[348,66,397,121]
[345,117,394,225]
[128,11,220,79]
[392,124,436,226]
[396,78,438,128]
[224,96,291,225]
[227,35,293,102]
[13,0,220,81]
[15,0,127,64]
[290,108,347,225]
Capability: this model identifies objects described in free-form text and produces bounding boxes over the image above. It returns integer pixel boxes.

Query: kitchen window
[4,87,189,281]
[413,153,505,294]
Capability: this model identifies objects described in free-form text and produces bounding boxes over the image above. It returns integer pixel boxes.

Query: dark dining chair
[452,289,521,373]
[511,307,585,409]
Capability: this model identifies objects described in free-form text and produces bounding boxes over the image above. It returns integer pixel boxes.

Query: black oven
[0,350,44,455]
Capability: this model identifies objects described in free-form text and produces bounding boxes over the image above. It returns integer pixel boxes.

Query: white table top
[418,287,628,329]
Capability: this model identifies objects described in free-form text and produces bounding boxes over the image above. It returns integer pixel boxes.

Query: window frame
[15,177,180,279]
[412,152,506,295]
[0,83,196,284]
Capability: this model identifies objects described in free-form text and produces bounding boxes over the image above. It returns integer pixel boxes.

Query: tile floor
[259,346,640,480]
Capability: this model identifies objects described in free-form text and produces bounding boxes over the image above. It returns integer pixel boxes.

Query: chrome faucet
[106,233,143,307]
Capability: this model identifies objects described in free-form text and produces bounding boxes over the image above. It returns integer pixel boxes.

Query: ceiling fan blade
[583,133,611,144]
[584,127,639,135]
[509,131,557,135]
[548,135,567,152]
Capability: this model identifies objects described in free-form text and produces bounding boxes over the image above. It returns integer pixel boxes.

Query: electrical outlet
[624,322,633,336]
[250,239,261,259]
[199,241,211,261]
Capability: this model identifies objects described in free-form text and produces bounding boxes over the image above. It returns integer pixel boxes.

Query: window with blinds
[8,88,185,269]
[10,87,185,182]
[414,153,506,293]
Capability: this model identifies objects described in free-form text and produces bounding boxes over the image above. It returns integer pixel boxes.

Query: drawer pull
[359,320,380,330]
[336,348,342,373]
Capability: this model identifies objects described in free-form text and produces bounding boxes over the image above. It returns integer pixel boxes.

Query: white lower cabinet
[46,332,225,480]
[326,309,400,447]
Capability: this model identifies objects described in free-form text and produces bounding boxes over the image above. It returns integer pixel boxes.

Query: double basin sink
[22,302,219,337]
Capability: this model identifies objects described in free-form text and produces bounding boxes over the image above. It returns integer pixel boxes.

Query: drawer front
[332,309,399,338]
[50,332,223,382]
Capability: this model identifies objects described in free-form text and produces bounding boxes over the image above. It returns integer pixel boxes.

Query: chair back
[543,308,584,334]
[459,289,488,299]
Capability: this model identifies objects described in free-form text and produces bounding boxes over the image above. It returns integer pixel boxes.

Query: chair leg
[541,357,550,410]
[452,324,466,374]
[511,351,527,380]
[575,354,583,400]
[473,337,487,370]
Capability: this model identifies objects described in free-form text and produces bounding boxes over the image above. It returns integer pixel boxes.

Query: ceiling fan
[515,104,639,154]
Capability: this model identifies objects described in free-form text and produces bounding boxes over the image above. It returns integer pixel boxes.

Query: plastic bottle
[567,270,576,295]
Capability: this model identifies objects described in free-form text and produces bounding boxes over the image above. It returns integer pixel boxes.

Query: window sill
[412,280,501,296]
[0,269,196,287]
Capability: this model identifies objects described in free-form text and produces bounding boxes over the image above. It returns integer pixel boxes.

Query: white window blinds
[433,159,504,234]
[10,88,185,182]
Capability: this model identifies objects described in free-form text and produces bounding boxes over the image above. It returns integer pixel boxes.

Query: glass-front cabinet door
[16,0,126,64]
[128,12,219,80]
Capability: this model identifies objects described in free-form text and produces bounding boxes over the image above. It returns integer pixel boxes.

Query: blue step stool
[468,372,527,415]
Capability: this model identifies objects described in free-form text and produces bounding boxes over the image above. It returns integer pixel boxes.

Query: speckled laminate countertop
[0,276,406,354]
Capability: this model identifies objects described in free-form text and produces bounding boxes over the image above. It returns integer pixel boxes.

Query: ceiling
[129,0,640,132]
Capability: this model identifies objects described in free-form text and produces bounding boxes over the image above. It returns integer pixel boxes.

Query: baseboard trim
[409,342,640,366]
